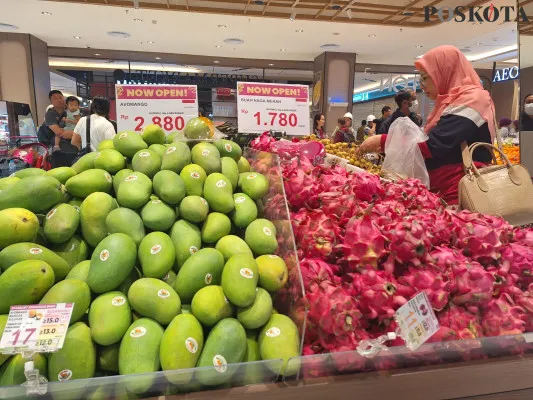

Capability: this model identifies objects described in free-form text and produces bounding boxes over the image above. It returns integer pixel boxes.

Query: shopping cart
[0,141,51,177]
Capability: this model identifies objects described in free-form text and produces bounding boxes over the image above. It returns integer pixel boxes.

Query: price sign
[395,292,439,351]
[115,84,199,133]
[237,82,310,135]
[0,304,74,354]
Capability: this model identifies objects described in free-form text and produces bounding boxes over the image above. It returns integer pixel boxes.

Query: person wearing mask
[359,45,494,205]
[378,89,421,134]
[521,94,533,131]
[374,106,392,134]
[343,112,355,142]
[72,96,116,152]
[498,117,513,139]
[313,114,326,139]
[363,115,377,138]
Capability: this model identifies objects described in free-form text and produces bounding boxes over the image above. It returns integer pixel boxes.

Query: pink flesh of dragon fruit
[398,267,450,311]
[449,261,495,308]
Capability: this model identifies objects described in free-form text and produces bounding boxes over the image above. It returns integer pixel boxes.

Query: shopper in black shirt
[520,94,533,131]
[374,105,392,134]
[378,89,421,134]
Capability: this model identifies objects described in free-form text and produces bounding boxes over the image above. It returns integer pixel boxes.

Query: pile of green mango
[0,122,299,396]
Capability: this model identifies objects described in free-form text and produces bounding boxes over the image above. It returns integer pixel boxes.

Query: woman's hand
[358,134,382,155]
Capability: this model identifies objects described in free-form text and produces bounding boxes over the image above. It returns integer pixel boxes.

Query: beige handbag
[458,141,533,226]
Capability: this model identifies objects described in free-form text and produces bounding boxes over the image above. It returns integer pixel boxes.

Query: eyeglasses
[419,75,429,87]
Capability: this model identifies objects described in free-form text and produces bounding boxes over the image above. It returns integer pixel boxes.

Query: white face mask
[409,100,419,113]
[525,103,533,116]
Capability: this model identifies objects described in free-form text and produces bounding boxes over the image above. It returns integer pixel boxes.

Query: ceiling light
[73,36,81,39]
[268,63,274,66]
[290,11,296,21]
[133,18,143,22]
[41,12,52,16]
[107,31,131,38]
[255,0,264,4]
[320,44,340,50]
[280,48,287,52]
[224,38,244,44]
[0,23,18,30]
[416,45,423,48]
[476,42,483,46]
[218,24,227,28]
[466,44,518,62]
[368,34,376,38]
[155,57,162,60]
[331,5,341,10]
[214,60,220,64]
[346,9,353,19]
[215,45,222,48]
[147,40,154,44]
[295,29,303,33]
[94,53,101,56]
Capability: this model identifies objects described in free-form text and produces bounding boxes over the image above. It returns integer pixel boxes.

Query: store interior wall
[519,21,533,175]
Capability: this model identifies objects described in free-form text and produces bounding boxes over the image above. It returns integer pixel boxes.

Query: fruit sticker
[240,268,254,279]
[185,337,198,354]
[201,149,210,156]
[29,248,42,255]
[100,249,110,261]
[112,296,126,307]
[265,327,281,338]
[104,172,112,183]
[189,246,198,255]
[119,133,128,139]
[58,369,72,381]
[46,208,57,220]
[216,180,227,188]
[224,143,233,152]
[158,289,170,298]
[246,174,257,180]
[130,326,147,338]
[151,244,162,254]
[235,196,246,204]
[166,146,176,154]
[263,227,272,236]
[190,172,200,179]
[205,273,213,285]
[138,151,151,157]
[213,355,227,373]
[125,175,138,182]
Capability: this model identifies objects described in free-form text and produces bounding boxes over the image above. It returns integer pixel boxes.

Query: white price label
[0,303,74,354]
[237,82,310,135]
[115,84,199,133]
[395,292,439,351]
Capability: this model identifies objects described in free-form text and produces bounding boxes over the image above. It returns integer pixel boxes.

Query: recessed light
[94,53,101,56]
[73,36,81,39]
[295,29,304,33]
[320,43,339,50]
[214,60,220,64]
[218,24,227,28]
[0,23,18,30]
[41,12,52,16]
[331,5,341,10]
[215,45,222,48]
[255,0,264,4]
[416,45,423,48]
[280,48,287,51]
[155,57,162,60]
[107,31,131,38]
[147,40,155,44]
[133,18,143,22]
[268,63,274,66]
[368,34,376,38]
[224,38,244,45]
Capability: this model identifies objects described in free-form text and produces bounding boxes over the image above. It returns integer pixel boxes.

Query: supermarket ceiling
[0,0,521,66]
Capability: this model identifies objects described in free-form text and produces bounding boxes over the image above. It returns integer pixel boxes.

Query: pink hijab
[415,45,496,141]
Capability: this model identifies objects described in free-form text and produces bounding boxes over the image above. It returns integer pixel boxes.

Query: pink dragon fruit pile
[282,157,533,363]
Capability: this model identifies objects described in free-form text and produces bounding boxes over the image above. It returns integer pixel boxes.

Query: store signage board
[115,84,199,133]
[237,82,310,135]
[0,304,74,355]
[493,66,519,83]
[395,292,439,351]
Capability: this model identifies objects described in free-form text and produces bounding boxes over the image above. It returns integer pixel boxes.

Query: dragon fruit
[299,258,341,293]
[480,294,526,336]
[449,261,495,310]
[399,267,450,311]
[385,218,432,266]
[292,210,340,260]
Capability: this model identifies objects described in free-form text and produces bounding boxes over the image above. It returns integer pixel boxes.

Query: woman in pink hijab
[359,45,495,204]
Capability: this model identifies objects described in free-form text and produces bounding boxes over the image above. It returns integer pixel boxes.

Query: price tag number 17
[10,328,36,346]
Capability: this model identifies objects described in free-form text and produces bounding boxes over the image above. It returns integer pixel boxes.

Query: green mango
[127,278,181,325]
[141,124,165,145]
[140,198,176,231]
[152,170,186,205]
[50,236,89,269]
[113,131,148,158]
[0,354,47,386]
[215,139,242,161]
[14,167,46,178]
[258,314,300,376]
[44,203,80,244]
[221,253,259,307]
[71,152,97,174]
[191,285,233,327]
[191,142,221,175]
[47,166,77,184]
[178,196,209,223]
[132,149,161,179]
[245,218,278,256]
[65,169,113,198]
[89,291,132,346]
[161,142,191,173]
[93,149,126,174]
[105,208,145,246]
[116,171,152,210]
[0,208,39,249]
[80,192,118,247]
[203,173,234,214]
[215,235,253,262]
[0,175,63,213]
[138,232,175,278]
[201,212,231,244]
[180,164,207,197]
[231,193,258,228]
[170,220,201,269]
[40,279,91,324]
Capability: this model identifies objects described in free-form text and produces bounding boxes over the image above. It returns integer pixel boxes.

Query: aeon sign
[380,75,420,93]
[492,67,519,83]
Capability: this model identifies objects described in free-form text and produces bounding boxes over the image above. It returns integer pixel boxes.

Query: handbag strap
[85,115,91,153]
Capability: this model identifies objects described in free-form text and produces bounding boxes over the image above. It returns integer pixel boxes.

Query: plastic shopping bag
[381,117,430,187]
